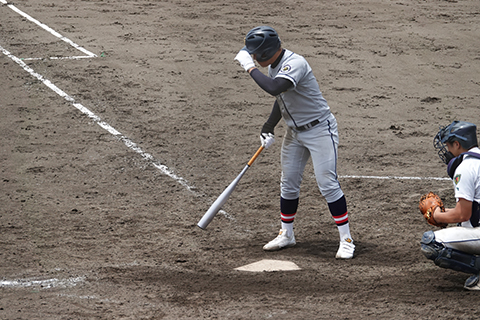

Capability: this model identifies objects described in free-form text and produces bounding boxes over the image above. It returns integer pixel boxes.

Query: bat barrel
[197,209,216,229]
[197,146,264,230]
[197,165,250,229]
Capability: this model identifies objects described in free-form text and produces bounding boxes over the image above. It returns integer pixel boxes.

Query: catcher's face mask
[434,125,455,165]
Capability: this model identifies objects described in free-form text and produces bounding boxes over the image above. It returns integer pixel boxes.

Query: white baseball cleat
[464,274,480,290]
[263,229,296,251]
[335,238,355,259]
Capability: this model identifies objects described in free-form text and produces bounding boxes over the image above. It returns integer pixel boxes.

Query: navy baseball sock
[280,197,298,237]
[328,195,352,240]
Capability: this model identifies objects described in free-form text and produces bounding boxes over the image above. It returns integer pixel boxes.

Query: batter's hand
[235,49,255,72]
[260,133,275,149]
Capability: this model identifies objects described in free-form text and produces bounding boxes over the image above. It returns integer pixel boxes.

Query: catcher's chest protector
[472,201,480,227]
[447,152,480,179]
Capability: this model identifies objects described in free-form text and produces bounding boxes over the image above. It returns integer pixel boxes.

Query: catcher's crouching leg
[421,231,480,274]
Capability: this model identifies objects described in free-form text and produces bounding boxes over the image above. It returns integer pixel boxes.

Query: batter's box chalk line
[1,0,97,60]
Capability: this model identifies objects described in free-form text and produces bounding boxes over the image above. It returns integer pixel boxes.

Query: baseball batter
[234,26,355,259]
[421,120,480,290]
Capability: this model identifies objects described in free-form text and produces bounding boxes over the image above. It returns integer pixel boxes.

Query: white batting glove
[234,49,255,72]
[260,133,275,149]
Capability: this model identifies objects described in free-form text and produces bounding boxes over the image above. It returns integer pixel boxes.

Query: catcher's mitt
[419,192,447,228]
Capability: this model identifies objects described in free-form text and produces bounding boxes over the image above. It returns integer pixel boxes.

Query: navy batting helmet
[434,120,478,164]
[243,26,281,62]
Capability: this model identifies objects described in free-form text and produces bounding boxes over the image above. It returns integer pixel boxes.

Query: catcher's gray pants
[280,113,344,203]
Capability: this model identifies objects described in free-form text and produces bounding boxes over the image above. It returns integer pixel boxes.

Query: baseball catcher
[420,121,480,290]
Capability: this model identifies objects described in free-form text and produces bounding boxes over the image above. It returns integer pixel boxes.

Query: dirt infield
[1,0,480,319]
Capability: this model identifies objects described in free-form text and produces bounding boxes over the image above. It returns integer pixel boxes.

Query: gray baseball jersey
[265,50,343,203]
[268,49,331,129]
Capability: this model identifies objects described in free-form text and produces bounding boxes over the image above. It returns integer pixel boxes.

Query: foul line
[0,0,96,60]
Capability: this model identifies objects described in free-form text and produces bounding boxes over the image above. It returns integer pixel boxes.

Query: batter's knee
[280,176,301,200]
[320,187,344,204]
[280,188,300,200]
[315,173,343,203]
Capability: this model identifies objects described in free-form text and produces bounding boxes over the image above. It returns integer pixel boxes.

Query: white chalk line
[22,56,97,61]
[0,276,85,289]
[1,0,96,60]
[339,175,450,181]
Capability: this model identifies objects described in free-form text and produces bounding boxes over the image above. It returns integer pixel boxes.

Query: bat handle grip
[247,146,264,166]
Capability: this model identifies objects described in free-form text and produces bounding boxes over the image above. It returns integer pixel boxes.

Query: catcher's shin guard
[420,231,445,260]
[421,231,480,275]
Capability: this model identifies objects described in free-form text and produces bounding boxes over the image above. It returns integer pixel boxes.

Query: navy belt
[296,119,320,131]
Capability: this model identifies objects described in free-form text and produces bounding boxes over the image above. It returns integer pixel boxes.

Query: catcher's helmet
[244,26,281,62]
[434,120,478,164]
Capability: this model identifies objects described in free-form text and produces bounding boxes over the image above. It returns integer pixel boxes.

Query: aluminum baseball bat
[197,146,264,229]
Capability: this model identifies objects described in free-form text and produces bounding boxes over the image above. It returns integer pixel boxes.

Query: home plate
[234,259,301,272]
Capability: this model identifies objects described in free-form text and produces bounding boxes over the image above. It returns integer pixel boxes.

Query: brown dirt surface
[1,0,480,319]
